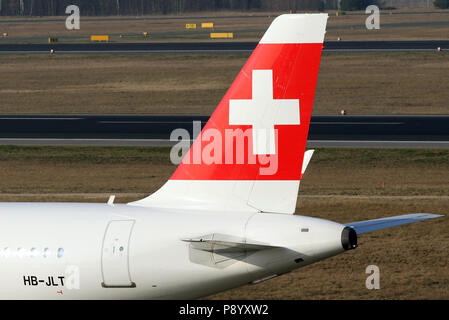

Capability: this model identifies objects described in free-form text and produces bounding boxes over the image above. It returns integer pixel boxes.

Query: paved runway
[1,40,448,54]
[0,115,447,149]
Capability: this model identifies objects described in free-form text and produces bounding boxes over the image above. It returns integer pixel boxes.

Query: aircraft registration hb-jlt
[0,14,443,299]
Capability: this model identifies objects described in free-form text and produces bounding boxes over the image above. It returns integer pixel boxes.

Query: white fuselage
[0,203,346,299]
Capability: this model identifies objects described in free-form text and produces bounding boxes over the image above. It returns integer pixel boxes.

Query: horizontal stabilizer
[301,150,314,175]
[345,213,443,235]
[182,233,277,253]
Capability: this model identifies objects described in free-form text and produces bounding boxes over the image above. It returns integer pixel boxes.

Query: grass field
[0,52,448,115]
[0,9,449,42]
[1,146,448,197]
[0,146,447,299]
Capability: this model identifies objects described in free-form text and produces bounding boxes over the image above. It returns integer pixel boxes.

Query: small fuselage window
[0,247,64,259]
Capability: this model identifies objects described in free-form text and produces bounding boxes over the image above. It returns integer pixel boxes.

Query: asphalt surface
[1,40,448,54]
[0,115,448,149]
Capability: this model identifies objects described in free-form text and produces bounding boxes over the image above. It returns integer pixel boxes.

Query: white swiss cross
[229,69,300,155]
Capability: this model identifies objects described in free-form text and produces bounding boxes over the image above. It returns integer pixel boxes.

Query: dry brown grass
[326,9,449,41]
[0,11,273,42]
[301,149,449,196]
[0,52,448,115]
[0,53,241,114]
[1,147,447,198]
[0,146,174,198]
[316,52,449,115]
[0,9,448,42]
[0,146,447,299]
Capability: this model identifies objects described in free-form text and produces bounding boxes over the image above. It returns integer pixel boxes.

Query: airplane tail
[130,14,328,214]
